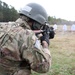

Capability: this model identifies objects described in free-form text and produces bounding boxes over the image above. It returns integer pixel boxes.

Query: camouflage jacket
[0,19,37,74]
[0,18,51,74]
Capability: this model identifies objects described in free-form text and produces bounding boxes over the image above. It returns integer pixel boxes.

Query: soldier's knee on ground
[30,51,51,73]
[31,60,50,73]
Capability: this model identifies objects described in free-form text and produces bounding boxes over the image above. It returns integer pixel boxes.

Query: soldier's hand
[37,33,43,39]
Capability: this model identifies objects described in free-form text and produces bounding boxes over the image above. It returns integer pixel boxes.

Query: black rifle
[33,25,55,39]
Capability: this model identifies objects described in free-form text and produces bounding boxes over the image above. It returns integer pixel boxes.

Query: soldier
[0,3,53,75]
[53,24,57,31]
[71,24,75,32]
[63,24,67,31]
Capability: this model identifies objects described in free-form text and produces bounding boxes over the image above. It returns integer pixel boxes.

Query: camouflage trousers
[0,67,31,75]
[0,56,31,75]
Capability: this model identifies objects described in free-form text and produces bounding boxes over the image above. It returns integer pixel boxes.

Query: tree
[0,0,19,22]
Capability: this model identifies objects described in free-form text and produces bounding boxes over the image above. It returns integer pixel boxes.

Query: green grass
[32,32,75,75]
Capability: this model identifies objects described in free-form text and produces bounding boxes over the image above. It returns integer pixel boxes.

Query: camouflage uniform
[0,18,51,75]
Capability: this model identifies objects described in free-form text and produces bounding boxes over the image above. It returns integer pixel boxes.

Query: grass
[32,31,75,75]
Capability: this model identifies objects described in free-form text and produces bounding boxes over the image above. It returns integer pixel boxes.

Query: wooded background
[0,0,75,25]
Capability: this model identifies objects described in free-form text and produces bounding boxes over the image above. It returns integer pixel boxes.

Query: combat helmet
[19,3,48,25]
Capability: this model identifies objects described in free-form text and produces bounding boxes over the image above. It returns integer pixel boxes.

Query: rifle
[33,26,55,39]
